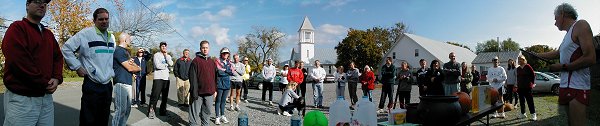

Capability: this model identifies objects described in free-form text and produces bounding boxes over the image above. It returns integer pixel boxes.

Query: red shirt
[287,67,304,85]
[516,64,535,89]
[361,71,375,90]
[2,18,64,97]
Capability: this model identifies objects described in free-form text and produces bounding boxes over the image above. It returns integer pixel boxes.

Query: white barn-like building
[379,33,477,70]
[471,51,521,73]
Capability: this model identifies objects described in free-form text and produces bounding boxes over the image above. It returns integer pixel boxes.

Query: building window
[307,50,309,58]
[393,52,396,59]
[415,49,419,57]
[305,32,311,40]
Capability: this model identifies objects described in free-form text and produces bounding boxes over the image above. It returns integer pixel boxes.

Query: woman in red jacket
[360,65,375,102]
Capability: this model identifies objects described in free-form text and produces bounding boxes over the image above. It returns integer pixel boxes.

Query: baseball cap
[220,47,230,54]
[27,0,51,3]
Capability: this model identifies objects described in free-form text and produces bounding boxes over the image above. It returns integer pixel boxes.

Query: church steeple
[299,16,315,32]
[298,16,315,64]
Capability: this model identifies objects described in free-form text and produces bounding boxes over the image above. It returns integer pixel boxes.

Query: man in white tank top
[536,3,595,126]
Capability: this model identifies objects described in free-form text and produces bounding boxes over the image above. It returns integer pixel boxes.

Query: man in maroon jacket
[188,40,218,126]
[1,0,63,125]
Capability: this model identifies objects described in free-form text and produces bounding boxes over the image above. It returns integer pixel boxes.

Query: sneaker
[244,100,249,103]
[148,109,156,119]
[140,103,149,107]
[221,116,230,124]
[235,106,240,111]
[531,113,537,121]
[514,104,519,109]
[499,113,506,118]
[132,104,138,108]
[491,113,499,118]
[519,113,527,119]
[228,106,234,111]
[215,117,221,125]
[277,108,282,115]
[377,109,385,113]
[269,101,273,106]
[282,111,292,116]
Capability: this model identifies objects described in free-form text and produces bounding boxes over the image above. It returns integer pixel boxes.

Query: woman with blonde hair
[277,82,303,116]
[516,55,537,120]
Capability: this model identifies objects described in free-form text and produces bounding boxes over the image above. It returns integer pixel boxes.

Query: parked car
[247,73,280,90]
[533,72,561,95]
[324,74,335,83]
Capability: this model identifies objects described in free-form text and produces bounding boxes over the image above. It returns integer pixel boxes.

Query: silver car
[533,72,560,95]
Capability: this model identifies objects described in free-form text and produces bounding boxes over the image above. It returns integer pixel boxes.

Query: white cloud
[315,24,348,44]
[176,1,223,9]
[191,24,231,45]
[324,0,354,9]
[150,0,177,9]
[300,0,321,6]
[319,24,347,35]
[198,5,237,22]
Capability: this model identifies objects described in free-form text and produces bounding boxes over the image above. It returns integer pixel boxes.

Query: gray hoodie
[62,27,115,84]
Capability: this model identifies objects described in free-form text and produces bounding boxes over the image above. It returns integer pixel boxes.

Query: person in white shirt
[536,3,595,126]
[310,60,327,108]
[262,58,277,105]
[279,64,290,93]
[149,42,174,118]
[487,56,507,118]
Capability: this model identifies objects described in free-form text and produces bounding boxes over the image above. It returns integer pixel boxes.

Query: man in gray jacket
[443,52,462,96]
[62,8,115,125]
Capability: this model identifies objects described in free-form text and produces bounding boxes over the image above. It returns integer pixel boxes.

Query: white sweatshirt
[487,66,507,90]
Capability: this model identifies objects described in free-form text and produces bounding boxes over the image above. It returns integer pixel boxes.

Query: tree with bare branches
[237,26,286,72]
[110,0,174,49]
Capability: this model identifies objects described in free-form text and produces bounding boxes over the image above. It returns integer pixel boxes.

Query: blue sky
[1,0,599,60]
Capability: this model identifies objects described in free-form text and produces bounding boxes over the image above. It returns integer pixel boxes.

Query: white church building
[287,16,338,74]
[379,33,477,70]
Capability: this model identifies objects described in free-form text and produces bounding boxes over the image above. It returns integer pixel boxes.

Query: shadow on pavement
[0,93,82,126]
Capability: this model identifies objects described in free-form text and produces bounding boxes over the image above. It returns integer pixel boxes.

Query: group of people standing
[1,1,594,126]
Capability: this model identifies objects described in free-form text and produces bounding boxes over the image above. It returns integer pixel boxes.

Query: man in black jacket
[174,49,192,107]
[416,59,428,96]
[378,57,395,113]
[471,65,480,86]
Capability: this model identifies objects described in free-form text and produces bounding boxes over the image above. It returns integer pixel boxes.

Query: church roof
[298,16,314,32]
[472,51,521,64]
[309,48,337,65]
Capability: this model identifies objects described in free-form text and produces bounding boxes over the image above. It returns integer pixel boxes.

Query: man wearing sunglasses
[2,0,63,125]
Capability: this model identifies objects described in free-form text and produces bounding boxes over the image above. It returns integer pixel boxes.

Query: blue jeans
[3,90,54,126]
[443,83,460,96]
[363,89,373,102]
[215,89,230,117]
[112,83,132,126]
[313,82,324,106]
[336,82,346,100]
